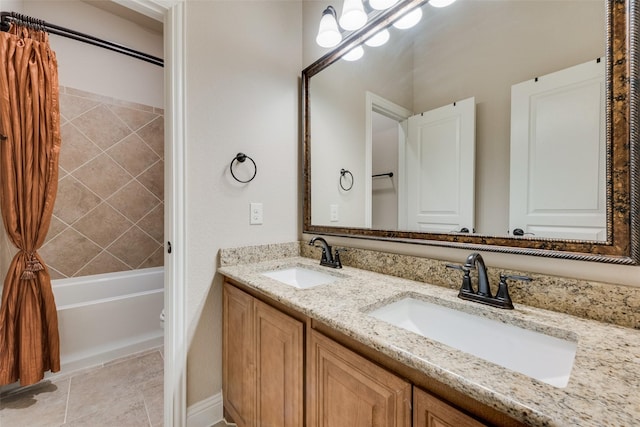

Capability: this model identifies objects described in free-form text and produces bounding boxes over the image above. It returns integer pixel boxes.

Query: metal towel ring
[340,168,354,191]
[230,153,257,183]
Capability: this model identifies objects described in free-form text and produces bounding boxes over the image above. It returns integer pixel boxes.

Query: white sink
[261,266,338,289]
[368,297,577,388]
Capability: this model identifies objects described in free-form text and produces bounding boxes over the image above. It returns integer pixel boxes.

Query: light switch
[250,202,263,225]
[330,204,339,222]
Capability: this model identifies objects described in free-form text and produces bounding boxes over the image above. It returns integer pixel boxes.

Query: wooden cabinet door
[308,330,411,427]
[413,387,487,427]
[255,299,303,427]
[223,283,256,427]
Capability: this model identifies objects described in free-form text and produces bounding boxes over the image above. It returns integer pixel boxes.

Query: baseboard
[187,392,223,427]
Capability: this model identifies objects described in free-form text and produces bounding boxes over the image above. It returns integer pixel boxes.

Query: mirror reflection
[309,0,606,240]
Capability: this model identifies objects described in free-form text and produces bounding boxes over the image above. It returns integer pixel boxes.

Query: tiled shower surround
[39,86,164,279]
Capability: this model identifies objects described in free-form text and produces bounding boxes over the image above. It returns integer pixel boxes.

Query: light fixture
[343,45,364,61]
[369,0,399,10]
[364,29,390,47]
[392,6,423,29]
[428,0,456,7]
[339,0,368,31]
[316,6,342,48]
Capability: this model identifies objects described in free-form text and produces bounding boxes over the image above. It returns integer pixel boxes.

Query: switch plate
[250,202,263,225]
[330,204,339,222]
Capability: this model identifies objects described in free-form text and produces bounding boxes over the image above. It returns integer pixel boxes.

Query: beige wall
[184,0,301,405]
[372,115,399,229]
[21,0,164,108]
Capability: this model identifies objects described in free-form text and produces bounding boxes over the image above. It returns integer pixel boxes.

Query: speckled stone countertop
[218,255,640,427]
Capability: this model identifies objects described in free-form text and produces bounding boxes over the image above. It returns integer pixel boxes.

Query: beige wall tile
[107,226,161,268]
[73,154,133,199]
[51,88,165,277]
[139,247,164,269]
[75,251,131,277]
[71,105,131,150]
[137,116,164,158]
[59,124,102,172]
[108,181,160,223]
[137,203,164,243]
[39,229,102,277]
[73,203,133,247]
[59,93,100,121]
[108,104,158,131]
[137,160,164,199]
[45,216,69,244]
[108,134,160,177]
[53,177,102,225]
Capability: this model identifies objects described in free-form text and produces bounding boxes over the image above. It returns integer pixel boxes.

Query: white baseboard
[187,392,223,427]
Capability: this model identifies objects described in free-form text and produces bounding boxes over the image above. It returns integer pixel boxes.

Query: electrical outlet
[250,202,263,225]
[330,204,339,222]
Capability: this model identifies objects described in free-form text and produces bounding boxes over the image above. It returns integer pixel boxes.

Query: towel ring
[230,153,257,183]
[340,168,354,191]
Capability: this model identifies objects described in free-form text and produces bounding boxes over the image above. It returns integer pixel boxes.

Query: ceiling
[80,0,163,34]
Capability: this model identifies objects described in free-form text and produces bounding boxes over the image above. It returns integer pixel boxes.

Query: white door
[405,97,476,233]
[509,59,606,240]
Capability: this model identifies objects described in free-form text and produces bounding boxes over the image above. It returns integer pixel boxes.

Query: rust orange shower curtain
[0,24,61,386]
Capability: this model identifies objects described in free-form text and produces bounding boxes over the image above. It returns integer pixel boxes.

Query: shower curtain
[0,22,61,386]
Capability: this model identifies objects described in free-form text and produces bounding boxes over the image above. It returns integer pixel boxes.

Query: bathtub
[52,267,164,373]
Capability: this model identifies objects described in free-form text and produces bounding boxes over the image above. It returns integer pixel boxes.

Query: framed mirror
[302,0,639,264]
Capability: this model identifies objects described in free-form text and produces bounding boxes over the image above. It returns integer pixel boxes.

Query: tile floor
[0,349,166,427]
[0,348,233,426]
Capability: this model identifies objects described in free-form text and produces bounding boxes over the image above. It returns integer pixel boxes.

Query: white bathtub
[52,267,164,373]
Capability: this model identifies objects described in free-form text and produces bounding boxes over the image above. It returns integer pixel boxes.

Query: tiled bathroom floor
[0,349,165,427]
[0,348,232,427]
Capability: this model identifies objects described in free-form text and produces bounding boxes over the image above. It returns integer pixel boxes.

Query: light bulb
[365,29,390,47]
[343,45,364,61]
[316,6,342,48]
[428,0,457,7]
[392,7,422,29]
[339,0,368,31]
[369,0,399,10]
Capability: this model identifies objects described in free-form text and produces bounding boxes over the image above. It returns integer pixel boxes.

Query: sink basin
[368,297,577,388]
[261,266,338,289]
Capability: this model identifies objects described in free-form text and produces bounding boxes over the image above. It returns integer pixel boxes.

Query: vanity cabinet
[413,387,487,427]
[307,329,412,427]
[222,278,520,427]
[223,282,304,427]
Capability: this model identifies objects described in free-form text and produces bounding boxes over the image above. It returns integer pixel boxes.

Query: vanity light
[428,0,456,7]
[392,6,423,29]
[343,45,365,61]
[339,0,368,31]
[364,29,390,47]
[369,0,399,10]
[316,6,342,48]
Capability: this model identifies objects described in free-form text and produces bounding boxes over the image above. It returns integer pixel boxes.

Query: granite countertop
[218,256,640,426]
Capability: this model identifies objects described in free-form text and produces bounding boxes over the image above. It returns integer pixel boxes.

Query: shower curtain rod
[0,11,163,67]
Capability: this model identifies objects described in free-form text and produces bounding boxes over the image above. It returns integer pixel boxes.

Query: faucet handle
[501,273,532,282]
[446,264,474,295]
[333,248,345,269]
[446,263,469,273]
[495,274,532,309]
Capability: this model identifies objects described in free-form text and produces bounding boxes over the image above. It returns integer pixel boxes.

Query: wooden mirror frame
[302,0,639,264]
